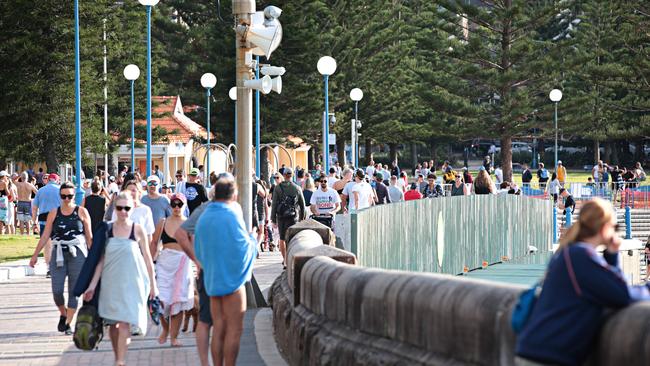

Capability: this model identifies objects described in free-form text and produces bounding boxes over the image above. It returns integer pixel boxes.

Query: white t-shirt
[349,182,373,211]
[495,168,503,184]
[112,204,155,235]
[108,182,119,195]
[365,165,376,177]
[592,165,600,180]
[396,178,407,192]
[326,176,339,187]
[309,187,341,215]
[342,181,356,197]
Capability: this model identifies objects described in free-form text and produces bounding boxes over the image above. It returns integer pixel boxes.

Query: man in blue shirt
[31,173,61,277]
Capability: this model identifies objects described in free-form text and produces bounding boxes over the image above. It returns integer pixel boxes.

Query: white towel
[156,249,194,316]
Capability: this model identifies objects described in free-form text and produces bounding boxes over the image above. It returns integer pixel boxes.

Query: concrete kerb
[0,259,37,281]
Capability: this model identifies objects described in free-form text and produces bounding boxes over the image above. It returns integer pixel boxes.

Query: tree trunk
[261,147,270,183]
[500,136,513,182]
[336,137,346,168]
[411,143,418,172]
[44,139,58,173]
[593,140,600,164]
[604,141,612,164]
[612,141,619,165]
[388,143,398,165]
[364,138,373,165]
[634,139,644,164]
[307,146,315,171]
[537,138,545,165]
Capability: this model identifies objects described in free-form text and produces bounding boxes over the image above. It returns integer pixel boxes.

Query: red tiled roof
[134,96,207,143]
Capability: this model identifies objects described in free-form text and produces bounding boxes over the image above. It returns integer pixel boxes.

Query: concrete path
[0,251,286,366]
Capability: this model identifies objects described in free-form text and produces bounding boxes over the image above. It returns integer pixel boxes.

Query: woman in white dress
[151,193,193,347]
[83,192,157,366]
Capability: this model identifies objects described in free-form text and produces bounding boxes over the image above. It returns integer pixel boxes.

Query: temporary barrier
[348,194,552,274]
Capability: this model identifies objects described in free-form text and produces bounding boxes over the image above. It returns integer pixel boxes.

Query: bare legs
[158,311,183,346]
[109,322,130,366]
[196,321,211,366]
[209,287,246,366]
[279,240,286,266]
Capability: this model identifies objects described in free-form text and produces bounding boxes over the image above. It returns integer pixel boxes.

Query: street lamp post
[229,87,237,148]
[317,56,337,174]
[139,0,159,178]
[255,56,261,178]
[123,65,141,173]
[201,73,217,187]
[549,89,563,169]
[350,88,363,168]
[73,0,84,205]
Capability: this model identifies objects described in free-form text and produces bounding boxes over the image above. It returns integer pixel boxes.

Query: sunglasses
[115,205,132,212]
[274,176,281,180]
[60,194,74,200]
[175,175,182,178]
[320,180,327,184]
[147,181,158,186]
[170,201,183,208]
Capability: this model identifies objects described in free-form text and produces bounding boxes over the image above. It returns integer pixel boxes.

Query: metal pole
[354,101,359,168]
[234,105,238,148]
[554,102,558,170]
[324,74,330,173]
[206,87,211,187]
[146,5,153,177]
[103,19,109,185]
[322,111,327,173]
[255,56,261,178]
[234,0,255,230]
[74,0,84,205]
[130,80,135,173]
[350,118,355,169]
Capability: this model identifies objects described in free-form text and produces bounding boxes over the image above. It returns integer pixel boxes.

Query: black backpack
[73,304,103,351]
[277,185,298,219]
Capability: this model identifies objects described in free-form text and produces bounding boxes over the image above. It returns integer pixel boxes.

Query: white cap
[558,160,562,165]
[0,170,8,177]
[146,175,160,185]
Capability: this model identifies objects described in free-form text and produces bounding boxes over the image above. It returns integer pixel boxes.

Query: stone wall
[270,225,650,366]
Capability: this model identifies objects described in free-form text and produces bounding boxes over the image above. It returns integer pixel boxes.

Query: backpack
[540,169,549,179]
[277,185,298,219]
[73,304,103,351]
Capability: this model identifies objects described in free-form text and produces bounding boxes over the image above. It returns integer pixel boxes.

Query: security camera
[264,6,282,20]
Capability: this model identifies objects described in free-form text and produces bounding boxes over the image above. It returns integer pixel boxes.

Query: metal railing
[348,194,552,275]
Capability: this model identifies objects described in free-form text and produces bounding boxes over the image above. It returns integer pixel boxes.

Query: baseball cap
[374,172,383,180]
[147,175,160,185]
[0,170,8,177]
[558,160,562,165]
[189,168,200,176]
[283,167,294,176]
[48,173,60,181]
[109,176,115,181]
[170,193,187,204]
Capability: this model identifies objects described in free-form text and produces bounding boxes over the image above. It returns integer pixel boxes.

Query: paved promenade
[0,251,286,366]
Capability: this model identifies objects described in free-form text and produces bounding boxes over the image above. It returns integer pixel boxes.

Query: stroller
[311,214,334,229]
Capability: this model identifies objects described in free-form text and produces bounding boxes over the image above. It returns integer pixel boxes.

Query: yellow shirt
[557,166,567,182]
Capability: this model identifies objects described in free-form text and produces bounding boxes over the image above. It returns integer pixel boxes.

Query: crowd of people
[12,166,258,366]
[5,155,650,366]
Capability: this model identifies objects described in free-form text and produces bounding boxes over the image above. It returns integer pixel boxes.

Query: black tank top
[84,195,106,234]
[161,222,177,244]
[51,207,84,241]
[108,223,137,241]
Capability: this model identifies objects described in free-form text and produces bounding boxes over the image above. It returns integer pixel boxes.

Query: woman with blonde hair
[83,192,157,366]
[516,198,650,366]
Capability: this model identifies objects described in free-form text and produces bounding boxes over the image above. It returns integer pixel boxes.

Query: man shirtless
[16,172,37,235]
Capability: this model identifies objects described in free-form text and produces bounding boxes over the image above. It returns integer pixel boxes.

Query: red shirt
[404,190,423,201]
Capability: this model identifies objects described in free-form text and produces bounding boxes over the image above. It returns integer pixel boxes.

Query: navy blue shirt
[516,243,650,365]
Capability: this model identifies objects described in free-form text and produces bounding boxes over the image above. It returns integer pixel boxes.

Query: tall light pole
[139,0,159,177]
[201,73,217,187]
[549,89,563,169]
[103,19,109,185]
[123,65,140,173]
[350,88,363,168]
[229,87,237,148]
[73,0,84,205]
[255,56,261,178]
[317,56,337,173]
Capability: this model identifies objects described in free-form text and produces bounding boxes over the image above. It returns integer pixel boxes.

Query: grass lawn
[0,235,39,263]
